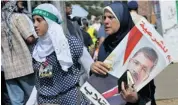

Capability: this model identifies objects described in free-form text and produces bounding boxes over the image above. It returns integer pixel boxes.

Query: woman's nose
[104,17,110,25]
[33,21,38,27]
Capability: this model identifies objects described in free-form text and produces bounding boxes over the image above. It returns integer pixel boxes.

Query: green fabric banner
[33,9,58,23]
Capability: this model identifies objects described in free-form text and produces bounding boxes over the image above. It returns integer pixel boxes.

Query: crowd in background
[1,1,157,105]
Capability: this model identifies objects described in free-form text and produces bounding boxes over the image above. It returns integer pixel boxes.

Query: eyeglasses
[130,58,150,76]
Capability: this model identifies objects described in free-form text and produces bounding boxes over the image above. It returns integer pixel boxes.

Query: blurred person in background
[65,2,84,42]
[82,18,98,59]
[72,16,93,51]
[94,24,108,61]
[91,17,101,32]
[128,1,145,24]
[1,1,36,105]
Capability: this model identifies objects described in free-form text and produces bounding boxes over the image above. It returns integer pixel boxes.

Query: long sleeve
[78,47,94,85]
[79,47,94,74]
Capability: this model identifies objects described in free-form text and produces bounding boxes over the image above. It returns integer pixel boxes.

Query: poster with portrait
[80,18,172,105]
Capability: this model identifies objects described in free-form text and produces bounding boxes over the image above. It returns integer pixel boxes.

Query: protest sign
[80,18,172,105]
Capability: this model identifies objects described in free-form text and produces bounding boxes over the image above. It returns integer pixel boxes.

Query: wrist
[133,94,140,104]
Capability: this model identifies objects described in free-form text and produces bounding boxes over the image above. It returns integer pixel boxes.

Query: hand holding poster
[80,18,172,105]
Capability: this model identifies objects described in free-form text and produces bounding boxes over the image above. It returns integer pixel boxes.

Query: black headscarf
[103,2,134,53]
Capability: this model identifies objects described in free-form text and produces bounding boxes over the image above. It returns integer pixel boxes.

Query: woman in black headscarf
[91,2,156,105]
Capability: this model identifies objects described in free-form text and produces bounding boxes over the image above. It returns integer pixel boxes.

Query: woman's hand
[120,82,138,103]
[90,61,109,75]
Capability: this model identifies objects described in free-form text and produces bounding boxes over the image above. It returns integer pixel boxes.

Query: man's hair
[65,2,71,7]
[82,18,89,27]
[133,47,158,69]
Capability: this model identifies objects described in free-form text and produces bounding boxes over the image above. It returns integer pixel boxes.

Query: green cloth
[32,9,58,22]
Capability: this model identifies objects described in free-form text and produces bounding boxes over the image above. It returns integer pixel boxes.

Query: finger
[91,63,96,71]
[99,62,110,70]
[98,64,109,73]
[92,69,100,74]
[94,66,107,75]
[121,81,127,95]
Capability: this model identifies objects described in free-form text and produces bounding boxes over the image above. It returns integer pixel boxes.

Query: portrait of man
[102,47,158,104]
[87,47,158,105]
[126,47,158,87]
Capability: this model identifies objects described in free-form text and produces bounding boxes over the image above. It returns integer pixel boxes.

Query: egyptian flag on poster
[80,18,172,105]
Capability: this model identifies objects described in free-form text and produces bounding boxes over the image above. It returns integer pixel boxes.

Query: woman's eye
[103,16,115,20]
[37,18,41,22]
[108,16,115,19]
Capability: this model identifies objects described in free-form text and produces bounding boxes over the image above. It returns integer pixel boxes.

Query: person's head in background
[103,2,134,52]
[65,2,72,16]
[16,0,25,12]
[81,18,89,31]
[127,47,158,86]
[72,16,86,29]
[1,0,26,13]
[128,1,138,13]
[72,16,82,26]
[93,17,101,24]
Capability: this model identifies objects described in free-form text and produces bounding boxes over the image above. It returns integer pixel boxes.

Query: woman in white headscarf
[32,3,96,105]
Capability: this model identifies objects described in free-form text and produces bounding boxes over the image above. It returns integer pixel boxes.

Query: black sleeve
[126,80,156,105]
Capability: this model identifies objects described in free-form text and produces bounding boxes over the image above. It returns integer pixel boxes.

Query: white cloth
[26,47,93,104]
[78,47,94,85]
[26,86,37,105]
[130,11,145,24]
[33,34,54,62]
[92,23,101,32]
[32,4,73,71]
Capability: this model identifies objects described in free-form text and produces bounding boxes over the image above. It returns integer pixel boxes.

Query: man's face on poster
[127,52,154,86]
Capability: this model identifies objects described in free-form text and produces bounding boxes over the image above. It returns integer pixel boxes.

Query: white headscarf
[32,3,73,71]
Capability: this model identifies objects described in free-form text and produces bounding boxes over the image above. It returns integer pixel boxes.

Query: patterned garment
[1,13,34,80]
[33,36,88,105]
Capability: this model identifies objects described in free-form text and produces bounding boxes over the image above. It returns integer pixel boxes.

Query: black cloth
[72,16,92,48]
[103,2,134,53]
[98,2,156,105]
[66,16,84,43]
[1,71,11,105]
[126,80,156,105]
[81,29,93,48]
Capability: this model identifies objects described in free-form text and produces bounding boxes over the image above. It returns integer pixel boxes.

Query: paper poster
[159,1,178,62]
[80,18,172,105]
